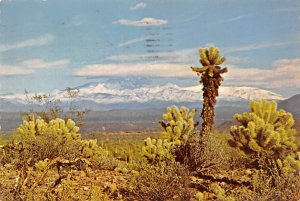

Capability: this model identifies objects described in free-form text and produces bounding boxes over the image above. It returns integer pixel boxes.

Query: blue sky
[0,0,300,96]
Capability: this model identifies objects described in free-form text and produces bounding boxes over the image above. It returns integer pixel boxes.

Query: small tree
[23,87,90,127]
[191,47,227,143]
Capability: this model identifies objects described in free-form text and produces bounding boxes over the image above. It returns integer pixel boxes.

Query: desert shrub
[233,170,300,201]
[128,162,192,201]
[228,99,300,175]
[186,130,236,175]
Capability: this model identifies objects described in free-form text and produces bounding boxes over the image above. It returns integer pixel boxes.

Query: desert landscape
[0,1,300,200]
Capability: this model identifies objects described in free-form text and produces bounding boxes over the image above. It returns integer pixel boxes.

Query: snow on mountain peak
[71,83,285,103]
[183,86,284,101]
[0,82,285,111]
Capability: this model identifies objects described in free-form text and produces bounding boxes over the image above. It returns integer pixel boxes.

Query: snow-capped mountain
[0,82,284,112]
[183,86,284,101]
[61,82,284,103]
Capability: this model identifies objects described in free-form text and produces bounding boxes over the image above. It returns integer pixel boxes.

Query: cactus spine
[191,47,227,143]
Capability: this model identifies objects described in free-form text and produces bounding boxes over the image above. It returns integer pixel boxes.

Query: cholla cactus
[14,114,83,161]
[142,106,197,164]
[229,100,300,174]
[17,114,80,142]
[82,139,109,158]
[4,114,113,170]
[142,138,173,164]
[191,47,228,143]
[159,105,197,145]
[277,153,300,175]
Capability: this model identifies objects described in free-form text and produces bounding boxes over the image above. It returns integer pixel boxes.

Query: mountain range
[0,81,285,112]
[1,79,299,133]
[278,94,300,117]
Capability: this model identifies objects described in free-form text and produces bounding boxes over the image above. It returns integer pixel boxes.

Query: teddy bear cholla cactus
[229,100,300,175]
[14,114,109,164]
[191,47,227,143]
[9,115,82,164]
[142,106,197,164]
[81,139,109,158]
[17,114,80,140]
[142,138,173,164]
[160,106,197,144]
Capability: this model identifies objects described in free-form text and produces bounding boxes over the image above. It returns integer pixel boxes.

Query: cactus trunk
[200,75,217,141]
